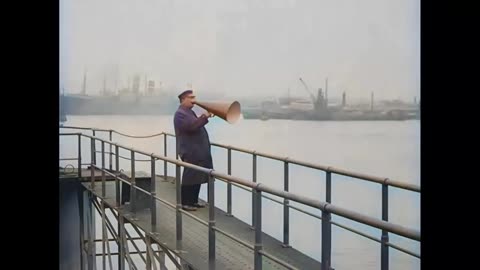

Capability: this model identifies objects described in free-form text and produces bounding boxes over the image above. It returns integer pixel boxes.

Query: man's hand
[202,112,214,118]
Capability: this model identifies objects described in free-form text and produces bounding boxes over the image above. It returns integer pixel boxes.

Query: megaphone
[193,101,241,124]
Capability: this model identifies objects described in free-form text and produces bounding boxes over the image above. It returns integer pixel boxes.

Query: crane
[299,77,317,104]
[299,77,325,111]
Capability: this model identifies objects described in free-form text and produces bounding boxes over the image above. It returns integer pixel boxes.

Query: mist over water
[60,115,420,270]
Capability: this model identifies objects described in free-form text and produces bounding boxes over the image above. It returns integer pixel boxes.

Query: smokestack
[317,88,323,110]
[371,92,374,111]
[103,76,107,96]
[325,78,328,108]
[144,74,147,95]
[114,65,118,95]
[132,74,140,94]
[81,70,87,95]
[342,91,346,107]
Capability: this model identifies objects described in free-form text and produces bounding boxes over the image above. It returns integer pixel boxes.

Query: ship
[242,78,420,121]
[62,73,180,116]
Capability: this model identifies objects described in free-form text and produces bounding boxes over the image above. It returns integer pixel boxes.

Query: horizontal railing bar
[90,166,131,185]
[257,184,421,241]
[117,154,151,162]
[219,177,420,257]
[59,132,81,136]
[185,176,421,249]
[229,180,323,219]
[263,194,284,205]
[178,208,209,226]
[259,250,300,270]
[60,158,78,161]
[63,128,421,192]
[152,195,176,210]
[212,226,254,250]
[331,220,380,242]
[94,237,142,242]
[61,125,111,132]
[130,182,183,213]
[95,250,164,256]
[386,242,421,258]
[68,134,421,241]
[288,203,322,220]
[93,166,177,210]
[211,142,419,192]
[92,165,421,259]
[94,167,276,258]
[94,151,113,155]
[229,180,252,192]
[216,179,420,257]
[140,169,422,258]
[328,167,420,192]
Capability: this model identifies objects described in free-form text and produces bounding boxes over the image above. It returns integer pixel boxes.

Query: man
[173,90,214,211]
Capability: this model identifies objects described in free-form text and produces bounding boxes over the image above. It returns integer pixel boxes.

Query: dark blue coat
[173,106,213,185]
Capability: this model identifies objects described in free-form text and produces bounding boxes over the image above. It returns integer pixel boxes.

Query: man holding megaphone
[173,90,214,211]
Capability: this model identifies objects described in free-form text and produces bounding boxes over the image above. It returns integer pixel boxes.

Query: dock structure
[59,126,421,270]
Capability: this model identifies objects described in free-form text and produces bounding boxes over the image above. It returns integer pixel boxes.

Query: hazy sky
[60,0,420,101]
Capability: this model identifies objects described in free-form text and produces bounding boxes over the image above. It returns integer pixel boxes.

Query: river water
[59,115,420,270]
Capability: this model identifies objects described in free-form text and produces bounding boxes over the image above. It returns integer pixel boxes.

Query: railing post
[254,187,263,270]
[151,156,157,230]
[251,153,257,228]
[381,183,389,270]
[101,200,106,270]
[118,214,125,270]
[208,174,216,269]
[115,145,120,207]
[90,138,95,189]
[109,130,113,171]
[101,141,106,197]
[282,161,290,247]
[78,134,82,179]
[321,209,332,270]
[175,163,182,249]
[78,187,85,270]
[146,235,152,270]
[87,193,96,270]
[227,148,233,217]
[326,171,332,203]
[164,133,168,181]
[92,129,96,165]
[130,150,136,214]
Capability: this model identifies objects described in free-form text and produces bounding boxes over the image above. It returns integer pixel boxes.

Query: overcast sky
[59,0,420,101]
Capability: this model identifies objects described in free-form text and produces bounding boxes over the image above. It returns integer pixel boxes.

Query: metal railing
[59,127,421,270]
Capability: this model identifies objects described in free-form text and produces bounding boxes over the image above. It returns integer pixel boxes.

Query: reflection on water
[60,115,420,270]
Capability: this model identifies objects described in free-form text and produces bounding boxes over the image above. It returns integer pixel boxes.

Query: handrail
[60,125,112,132]
[60,126,421,192]
[62,132,420,242]
[61,132,421,259]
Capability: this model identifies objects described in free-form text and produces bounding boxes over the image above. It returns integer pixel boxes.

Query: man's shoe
[182,205,197,211]
[193,202,206,208]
